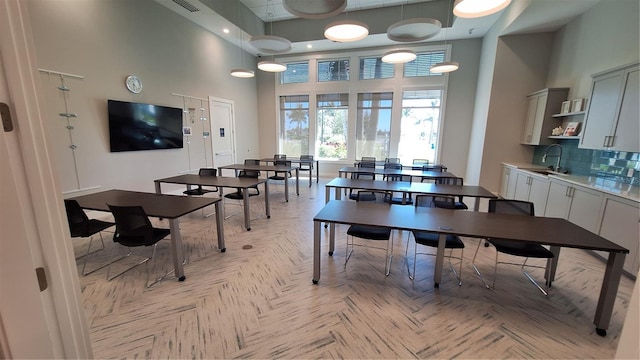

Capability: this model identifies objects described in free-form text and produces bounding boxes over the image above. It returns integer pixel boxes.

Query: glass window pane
[316,94,348,160]
[281,62,309,84]
[398,90,443,164]
[279,95,309,156]
[318,59,350,82]
[356,92,393,159]
[359,57,394,79]
[404,51,445,77]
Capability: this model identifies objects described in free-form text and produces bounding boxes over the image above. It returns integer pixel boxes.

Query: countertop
[502,162,639,203]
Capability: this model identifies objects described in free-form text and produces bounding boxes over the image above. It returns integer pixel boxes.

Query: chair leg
[472,240,492,289]
[80,232,109,276]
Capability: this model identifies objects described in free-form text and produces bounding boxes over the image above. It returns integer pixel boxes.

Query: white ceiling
[157,0,601,56]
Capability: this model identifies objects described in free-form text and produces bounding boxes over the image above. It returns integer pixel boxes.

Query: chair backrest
[274,154,286,160]
[240,159,260,178]
[198,168,217,176]
[64,199,90,236]
[489,199,534,216]
[384,157,400,164]
[435,177,463,186]
[423,164,446,172]
[299,155,314,170]
[107,204,156,246]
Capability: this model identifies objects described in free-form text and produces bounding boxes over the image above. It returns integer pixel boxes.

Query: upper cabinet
[580,63,639,152]
[520,88,569,145]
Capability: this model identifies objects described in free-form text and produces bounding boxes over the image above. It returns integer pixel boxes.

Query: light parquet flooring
[75,178,635,359]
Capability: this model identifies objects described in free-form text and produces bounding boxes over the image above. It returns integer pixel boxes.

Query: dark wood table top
[155,174,266,188]
[338,167,457,179]
[325,178,497,199]
[68,189,219,219]
[314,200,628,253]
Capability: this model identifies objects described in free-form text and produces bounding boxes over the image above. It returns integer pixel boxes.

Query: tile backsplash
[532,140,639,186]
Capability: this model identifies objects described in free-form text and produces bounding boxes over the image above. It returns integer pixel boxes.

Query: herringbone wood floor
[75,178,635,359]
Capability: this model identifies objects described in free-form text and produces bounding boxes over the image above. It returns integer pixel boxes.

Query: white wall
[27,0,260,195]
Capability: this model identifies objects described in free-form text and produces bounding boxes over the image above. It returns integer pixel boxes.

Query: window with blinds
[359,56,394,80]
[317,59,350,82]
[280,61,309,84]
[404,51,446,77]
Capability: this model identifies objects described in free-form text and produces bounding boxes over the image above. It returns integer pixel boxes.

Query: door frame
[0,0,92,357]
[209,96,237,167]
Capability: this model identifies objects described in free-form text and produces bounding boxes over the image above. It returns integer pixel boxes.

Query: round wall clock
[125,75,142,93]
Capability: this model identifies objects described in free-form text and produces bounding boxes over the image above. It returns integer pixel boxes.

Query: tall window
[316,94,349,160]
[356,92,393,159]
[398,90,443,164]
[281,61,309,84]
[317,59,349,82]
[279,95,309,156]
[404,51,445,77]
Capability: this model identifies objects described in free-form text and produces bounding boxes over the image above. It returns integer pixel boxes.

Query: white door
[209,97,236,168]
[0,0,91,357]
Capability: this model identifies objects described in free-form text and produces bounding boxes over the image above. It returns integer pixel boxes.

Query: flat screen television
[108,99,183,152]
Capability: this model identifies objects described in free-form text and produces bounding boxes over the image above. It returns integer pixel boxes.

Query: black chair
[64,199,115,276]
[106,204,172,288]
[268,159,292,183]
[431,177,468,210]
[224,159,261,200]
[345,191,394,276]
[383,162,413,205]
[472,199,554,296]
[183,168,218,196]
[406,195,464,285]
[298,154,314,187]
[348,160,377,200]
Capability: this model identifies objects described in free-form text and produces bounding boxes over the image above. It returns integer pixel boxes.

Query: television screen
[108,100,183,152]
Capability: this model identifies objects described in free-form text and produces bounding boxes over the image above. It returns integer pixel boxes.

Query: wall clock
[125,75,142,94]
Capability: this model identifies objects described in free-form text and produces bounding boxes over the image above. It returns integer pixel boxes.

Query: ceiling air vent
[172,0,200,12]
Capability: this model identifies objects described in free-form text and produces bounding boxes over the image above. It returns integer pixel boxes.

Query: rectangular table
[154,174,270,231]
[339,166,457,182]
[218,163,300,201]
[325,177,497,211]
[312,200,628,336]
[68,189,224,281]
[261,157,319,186]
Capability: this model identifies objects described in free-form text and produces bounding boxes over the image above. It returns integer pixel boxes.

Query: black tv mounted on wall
[108,99,183,152]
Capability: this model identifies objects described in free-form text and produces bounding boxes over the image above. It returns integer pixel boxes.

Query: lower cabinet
[544,179,603,233]
[598,196,640,275]
[512,170,548,216]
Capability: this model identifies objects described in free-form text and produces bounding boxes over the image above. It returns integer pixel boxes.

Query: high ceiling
[157,0,601,56]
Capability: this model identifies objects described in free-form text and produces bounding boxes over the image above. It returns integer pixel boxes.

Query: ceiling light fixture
[430,0,459,74]
[230,68,255,78]
[453,0,512,18]
[382,49,417,64]
[257,60,287,72]
[324,19,369,42]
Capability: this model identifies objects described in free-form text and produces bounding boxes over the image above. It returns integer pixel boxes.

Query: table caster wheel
[178,276,186,282]
[220,248,226,253]
[596,328,606,337]
[312,279,319,284]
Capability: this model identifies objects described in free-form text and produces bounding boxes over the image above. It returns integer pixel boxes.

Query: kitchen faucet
[542,144,563,172]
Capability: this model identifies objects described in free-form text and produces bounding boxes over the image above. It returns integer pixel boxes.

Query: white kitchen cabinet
[580,63,639,152]
[512,170,548,216]
[499,165,517,199]
[544,178,603,233]
[598,196,639,275]
[521,88,569,145]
